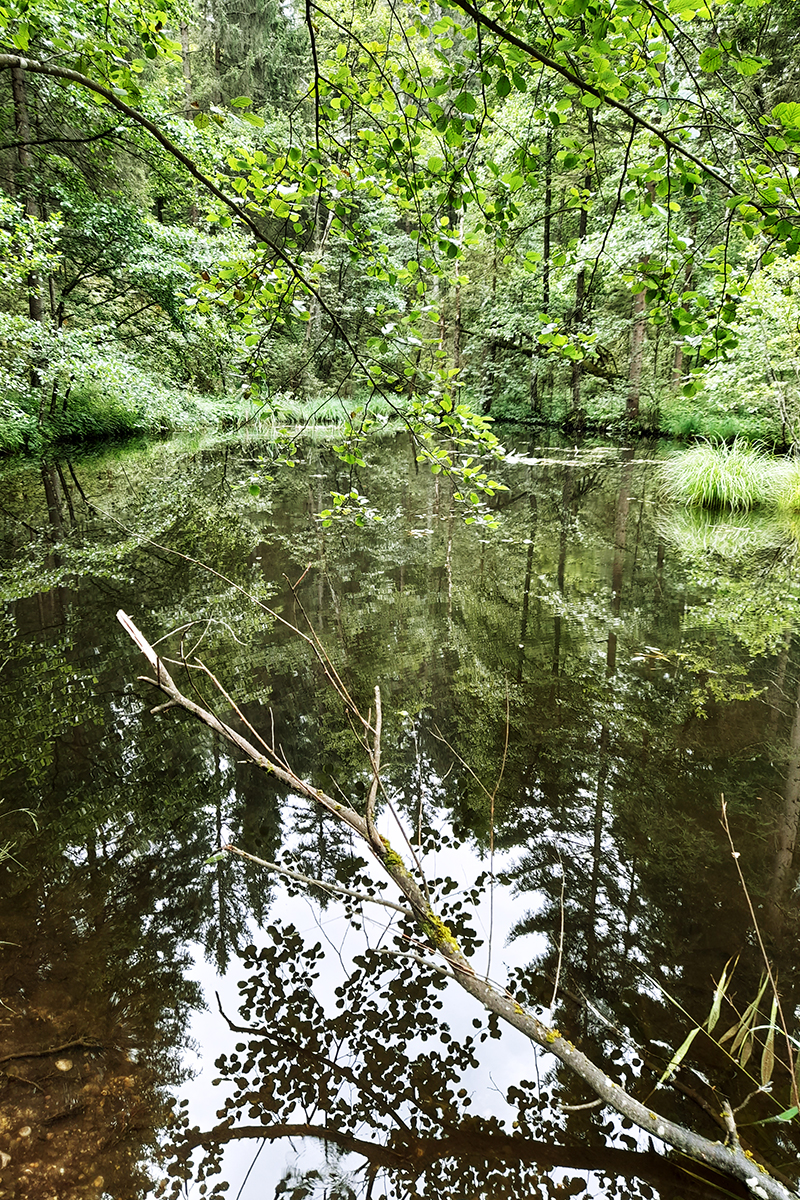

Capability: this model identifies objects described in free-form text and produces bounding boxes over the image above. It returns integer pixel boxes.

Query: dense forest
[8,4,800,1197]
[2,0,800,465]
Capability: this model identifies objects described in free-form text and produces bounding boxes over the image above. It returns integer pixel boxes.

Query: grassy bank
[0,386,402,457]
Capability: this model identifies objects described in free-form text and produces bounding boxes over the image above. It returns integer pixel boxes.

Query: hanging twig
[223,844,413,917]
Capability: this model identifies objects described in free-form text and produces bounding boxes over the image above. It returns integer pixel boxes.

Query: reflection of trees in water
[7,439,800,1193]
[256,446,800,1191]
[0,448,289,1193]
[166,923,742,1200]
[0,853,196,1197]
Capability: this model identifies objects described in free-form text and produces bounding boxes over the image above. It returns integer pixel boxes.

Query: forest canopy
[1,0,800,458]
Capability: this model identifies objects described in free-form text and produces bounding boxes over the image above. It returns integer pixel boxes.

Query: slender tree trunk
[570,180,589,427]
[213,39,222,105]
[453,213,464,370]
[11,64,47,403]
[543,130,552,316]
[483,237,498,413]
[549,471,572,703]
[180,24,194,119]
[11,66,43,328]
[766,672,800,938]
[180,25,199,224]
[517,489,537,684]
[532,129,553,417]
[588,452,632,974]
[672,209,698,389]
[627,282,647,422]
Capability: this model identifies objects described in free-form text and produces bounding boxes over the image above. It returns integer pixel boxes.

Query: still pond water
[3,428,800,1200]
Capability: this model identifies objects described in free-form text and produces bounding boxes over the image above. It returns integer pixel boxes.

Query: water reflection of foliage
[164,922,734,1200]
[6,435,800,1193]
[657,508,800,660]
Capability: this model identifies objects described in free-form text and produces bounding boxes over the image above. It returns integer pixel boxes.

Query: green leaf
[659,1027,701,1083]
[454,92,477,114]
[231,96,253,107]
[761,995,778,1087]
[699,47,723,72]
[241,112,265,127]
[733,55,766,76]
[773,102,800,129]
[496,75,512,98]
[707,958,735,1033]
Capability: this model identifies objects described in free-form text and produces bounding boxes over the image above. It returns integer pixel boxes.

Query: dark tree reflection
[165,922,756,1200]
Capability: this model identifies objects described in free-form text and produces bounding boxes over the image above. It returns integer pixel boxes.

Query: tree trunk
[180,24,194,119]
[531,129,554,417]
[766,672,800,938]
[453,213,464,370]
[11,66,43,328]
[570,175,589,427]
[672,209,698,389]
[180,25,199,224]
[542,130,552,315]
[627,283,646,421]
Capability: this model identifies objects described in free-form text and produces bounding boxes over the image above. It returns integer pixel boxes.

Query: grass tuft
[659,438,775,512]
[771,458,800,512]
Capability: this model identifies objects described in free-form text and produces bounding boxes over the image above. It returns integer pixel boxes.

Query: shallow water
[2,429,800,1199]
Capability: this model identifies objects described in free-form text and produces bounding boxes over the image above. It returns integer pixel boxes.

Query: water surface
[2,430,800,1199]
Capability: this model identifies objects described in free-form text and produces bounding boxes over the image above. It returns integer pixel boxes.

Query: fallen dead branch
[117,608,799,1200]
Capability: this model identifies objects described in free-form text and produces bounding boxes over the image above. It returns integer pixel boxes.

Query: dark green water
[2,430,800,1200]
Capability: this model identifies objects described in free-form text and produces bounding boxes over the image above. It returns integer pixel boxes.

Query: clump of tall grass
[659,438,775,512]
[772,458,800,512]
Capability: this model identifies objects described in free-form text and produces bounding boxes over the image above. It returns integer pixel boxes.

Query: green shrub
[659,438,775,511]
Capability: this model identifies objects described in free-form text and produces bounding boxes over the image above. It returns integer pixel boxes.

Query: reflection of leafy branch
[120,608,800,1200]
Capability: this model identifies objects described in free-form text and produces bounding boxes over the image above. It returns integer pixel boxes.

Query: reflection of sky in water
[5,436,800,1196]
[182,836,552,1198]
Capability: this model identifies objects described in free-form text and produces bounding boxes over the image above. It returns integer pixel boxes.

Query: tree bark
[10,62,44,391]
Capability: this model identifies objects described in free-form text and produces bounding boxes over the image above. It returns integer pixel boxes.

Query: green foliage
[4,0,800,466]
[659,438,776,511]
